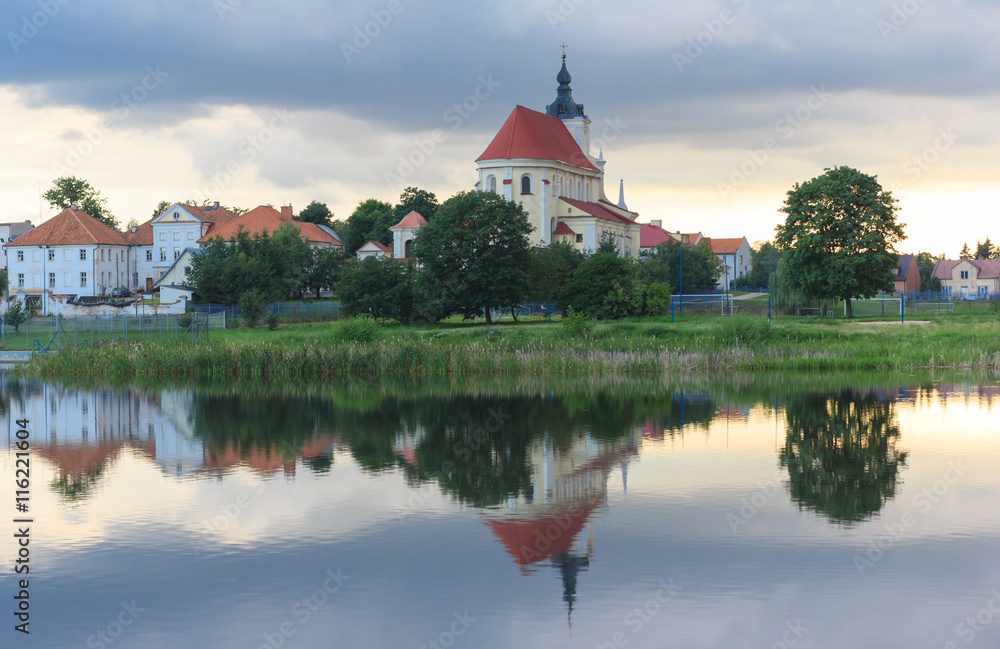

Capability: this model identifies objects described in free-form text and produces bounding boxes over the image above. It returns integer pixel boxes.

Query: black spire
[545,52,586,120]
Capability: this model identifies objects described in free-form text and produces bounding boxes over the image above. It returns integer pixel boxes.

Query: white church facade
[475,54,642,259]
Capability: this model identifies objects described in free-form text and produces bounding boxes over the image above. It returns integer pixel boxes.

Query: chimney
[281,205,294,220]
[131,227,137,234]
[213,201,220,209]
[651,220,662,229]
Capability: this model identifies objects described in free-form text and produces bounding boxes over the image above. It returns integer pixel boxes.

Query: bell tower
[545,45,591,155]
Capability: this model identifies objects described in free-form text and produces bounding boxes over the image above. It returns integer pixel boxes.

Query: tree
[125,218,140,231]
[414,191,533,325]
[152,200,171,218]
[960,242,971,259]
[393,187,438,223]
[296,201,334,228]
[560,253,670,319]
[238,289,266,328]
[3,299,26,332]
[344,199,394,253]
[43,176,118,229]
[185,230,275,304]
[914,251,941,292]
[775,167,905,318]
[596,231,619,255]
[732,241,781,290]
[337,257,415,322]
[527,241,583,303]
[307,247,349,299]
[975,238,997,260]
[640,240,722,295]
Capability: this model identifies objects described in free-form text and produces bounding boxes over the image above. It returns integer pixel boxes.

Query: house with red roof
[200,205,342,249]
[894,254,921,293]
[704,236,752,288]
[932,258,1000,298]
[475,55,641,257]
[4,207,132,310]
[356,240,392,261]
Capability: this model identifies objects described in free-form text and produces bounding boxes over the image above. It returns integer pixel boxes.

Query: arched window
[404,239,413,258]
[550,218,557,240]
[520,175,532,195]
[488,176,497,193]
[557,177,563,197]
[577,181,582,201]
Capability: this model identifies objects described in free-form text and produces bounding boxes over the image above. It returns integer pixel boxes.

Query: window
[187,232,194,240]
[48,273,55,288]
[184,266,190,277]
[79,249,86,260]
[160,249,166,261]
[173,232,180,241]
[575,234,583,244]
[17,273,24,288]
[960,270,969,279]
[520,175,532,195]
[146,250,153,261]
[16,250,23,262]
[978,286,989,296]
[173,247,180,260]
[80,272,87,287]
[944,286,952,295]
[488,175,497,193]
[159,233,165,241]
[47,250,54,261]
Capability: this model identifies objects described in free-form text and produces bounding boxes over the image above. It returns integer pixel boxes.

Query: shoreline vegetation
[18,313,1000,380]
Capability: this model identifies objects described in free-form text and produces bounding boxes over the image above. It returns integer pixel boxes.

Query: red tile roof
[560,197,633,224]
[6,208,128,247]
[183,204,241,237]
[933,258,1000,280]
[640,223,674,248]
[361,240,392,255]
[199,205,341,246]
[477,106,598,171]
[484,506,595,566]
[124,219,154,245]
[706,237,747,255]
[390,211,426,230]
[554,222,575,236]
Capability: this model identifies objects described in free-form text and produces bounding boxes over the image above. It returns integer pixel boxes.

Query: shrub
[718,314,773,345]
[3,299,26,333]
[990,300,1000,315]
[332,316,380,343]
[562,307,595,338]
[176,312,194,330]
[238,290,266,328]
[266,313,280,330]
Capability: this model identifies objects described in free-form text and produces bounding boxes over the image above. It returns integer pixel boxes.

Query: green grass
[19,311,1000,380]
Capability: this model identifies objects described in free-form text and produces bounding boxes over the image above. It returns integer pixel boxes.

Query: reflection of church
[481,432,641,624]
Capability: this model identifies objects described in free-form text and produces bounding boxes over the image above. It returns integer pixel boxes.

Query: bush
[266,313,280,330]
[238,290,266,328]
[176,312,194,329]
[718,314,773,345]
[562,307,595,338]
[3,299,26,332]
[332,316,380,343]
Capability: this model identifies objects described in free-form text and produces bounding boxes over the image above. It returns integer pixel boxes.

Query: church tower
[546,51,592,156]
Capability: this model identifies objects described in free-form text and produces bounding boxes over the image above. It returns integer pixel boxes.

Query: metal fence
[190,301,342,325]
[0,314,223,352]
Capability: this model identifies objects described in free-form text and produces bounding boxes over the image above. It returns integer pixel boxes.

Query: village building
[356,240,392,261]
[475,54,641,258]
[894,254,921,293]
[932,258,1000,298]
[0,220,34,273]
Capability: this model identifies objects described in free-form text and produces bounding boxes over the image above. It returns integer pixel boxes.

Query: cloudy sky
[2,0,997,255]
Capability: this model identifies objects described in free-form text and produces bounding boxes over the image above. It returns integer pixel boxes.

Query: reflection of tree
[49,463,109,502]
[780,390,907,524]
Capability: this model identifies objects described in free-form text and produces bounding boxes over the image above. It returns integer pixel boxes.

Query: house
[202,205,343,250]
[894,254,921,293]
[142,202,241,286]
[356,240,392,261]
[932,258,1000,298]
[4,208,131,312]
[389,211,426,259]
[704,237,752,288]
[152,247,200,299]
[475,55,641,258]
[0,221,34,272]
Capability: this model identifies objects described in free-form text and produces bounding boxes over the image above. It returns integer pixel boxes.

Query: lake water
[2,374,999,649]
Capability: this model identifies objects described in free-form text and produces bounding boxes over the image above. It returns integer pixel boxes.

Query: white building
[389,211,426,259]
[0,221,34,273]
[356,240,392,261]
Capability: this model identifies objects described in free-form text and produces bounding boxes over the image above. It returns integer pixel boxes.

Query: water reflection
[780,389,908,524]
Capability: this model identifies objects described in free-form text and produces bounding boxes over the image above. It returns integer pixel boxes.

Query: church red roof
[477,106,598,171]
[561,197,633,224]
[7,208,127,247]
[484,505,595,566]
[554,222,575,236]
[390,211,427,230]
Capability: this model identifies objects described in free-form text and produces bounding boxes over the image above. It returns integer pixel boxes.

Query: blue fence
[189,302,342,325]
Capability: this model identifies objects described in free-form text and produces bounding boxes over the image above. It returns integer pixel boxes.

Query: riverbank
[18,313,1000,379]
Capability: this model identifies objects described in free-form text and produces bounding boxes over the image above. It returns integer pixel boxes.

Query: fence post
[124,314,128,344]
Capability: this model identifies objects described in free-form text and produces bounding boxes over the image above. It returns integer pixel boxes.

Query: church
[475,54,642,259]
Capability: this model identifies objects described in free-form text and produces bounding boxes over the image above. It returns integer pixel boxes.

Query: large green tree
[732,241,781,290]
[775,166,905,318]
[526,241,583,304]
[914,251,942,292]
[337,257,415,322]
[640,240,722,295]
[343,199,394,253]
[560,253,671,319]
[414,191,533,325]
[43,176,118,229]
[975,238,997,260]
[393,186,438,223]
[296,201,334,228]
